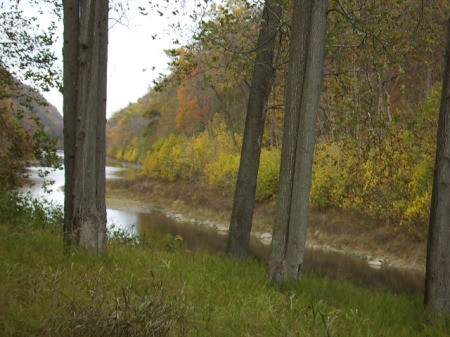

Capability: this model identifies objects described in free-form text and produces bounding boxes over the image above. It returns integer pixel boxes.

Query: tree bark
[63,0,79,248]
[424,16,450,315]
[63,0,109,253]
[268,0,328,283]
[226,0,282,259]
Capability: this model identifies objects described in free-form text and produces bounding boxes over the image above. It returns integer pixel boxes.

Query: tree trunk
[424,17,450,315]
[226,0,282,259]
[268,0,328,283]
[63,0,79,248]
[63,0,109,253]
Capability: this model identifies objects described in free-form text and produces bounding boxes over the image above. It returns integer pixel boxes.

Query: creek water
[20,161,425,295]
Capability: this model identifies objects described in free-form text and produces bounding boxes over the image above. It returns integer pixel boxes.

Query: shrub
[142,116,242,188]
[0,191,62,230]
[309,84,440,235]
[311,142,347,209]
[255,147,280,201]
[204,152,240,190]
[143,134,191,181]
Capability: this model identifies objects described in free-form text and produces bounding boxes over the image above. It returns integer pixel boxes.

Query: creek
[20,160,425,295]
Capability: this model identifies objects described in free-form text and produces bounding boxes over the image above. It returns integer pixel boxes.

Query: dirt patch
[106,176,427,272]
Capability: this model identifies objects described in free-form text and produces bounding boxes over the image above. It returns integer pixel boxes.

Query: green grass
[0,193,449,336]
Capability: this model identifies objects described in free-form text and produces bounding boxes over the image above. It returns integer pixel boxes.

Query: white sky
[42,6,184,118]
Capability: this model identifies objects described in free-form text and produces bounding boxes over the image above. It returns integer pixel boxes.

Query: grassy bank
[1,193,449,336]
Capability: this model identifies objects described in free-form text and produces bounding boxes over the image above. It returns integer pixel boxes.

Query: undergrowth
[133,85,444,238]
[1,193,449,336]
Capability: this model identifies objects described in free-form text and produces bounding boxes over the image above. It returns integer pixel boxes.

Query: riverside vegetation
[106,0,450,245]
[110,82,441,241]
[1,192,449,336]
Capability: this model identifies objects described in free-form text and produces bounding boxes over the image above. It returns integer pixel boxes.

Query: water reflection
[19,165,129,229]
[136,209,425,294]
[20,164,425,295]
[139,211,228,254]
[108,209,139,237]
[302,248,424,294]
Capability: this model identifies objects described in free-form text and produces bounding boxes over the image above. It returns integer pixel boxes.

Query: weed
[45,287,192,337]
[108,223,143,245]
[0,191,62,230]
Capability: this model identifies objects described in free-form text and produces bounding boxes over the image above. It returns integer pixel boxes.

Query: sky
[5,1,205,118]
[41,5,183,119]
[7,0,267,121]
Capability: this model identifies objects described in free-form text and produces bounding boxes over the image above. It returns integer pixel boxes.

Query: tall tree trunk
[226,0,282,259]
[424,17,450,315]
[63,0,79,248]
[268,0,328,283]
[63,0,109,253]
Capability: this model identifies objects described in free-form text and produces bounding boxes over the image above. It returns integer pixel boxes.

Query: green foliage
[0,191,62,231]
[0,1,62,91]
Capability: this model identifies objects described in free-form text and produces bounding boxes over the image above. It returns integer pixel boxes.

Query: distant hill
[10,79,63,147]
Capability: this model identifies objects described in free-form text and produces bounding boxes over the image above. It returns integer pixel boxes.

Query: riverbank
[2,192,448,336]
[106,175,427,272]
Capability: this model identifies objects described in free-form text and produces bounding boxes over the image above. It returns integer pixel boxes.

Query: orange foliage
[176,84,207,133]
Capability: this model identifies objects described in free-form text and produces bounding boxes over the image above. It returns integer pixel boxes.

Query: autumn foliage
[106,0,450,238]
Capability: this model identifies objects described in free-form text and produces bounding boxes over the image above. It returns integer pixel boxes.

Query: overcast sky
[5,1,202,118]
[40,3,196,119]
[43,11,169,118]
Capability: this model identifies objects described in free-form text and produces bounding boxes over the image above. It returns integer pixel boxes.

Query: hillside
[0,67,63,187]
[11,80,63,146]
[105,1,450,241]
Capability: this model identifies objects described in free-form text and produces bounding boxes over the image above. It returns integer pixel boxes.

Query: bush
[309,84,440,235]
[255,148,280,201]
[204,152,240,190]
[142,117,242,188]
[0,191,63,230]
[311,142,347,209]
[143,134,192,181]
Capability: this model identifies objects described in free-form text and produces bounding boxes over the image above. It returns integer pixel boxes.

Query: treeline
[0,67,62,189]
[106,0,450,237]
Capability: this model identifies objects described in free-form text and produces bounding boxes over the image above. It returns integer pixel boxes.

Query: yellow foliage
[143,135,190,181]
[142,116,241,184]
[310,99,436,234]
[204,152,240,190]
[256,148,280,201]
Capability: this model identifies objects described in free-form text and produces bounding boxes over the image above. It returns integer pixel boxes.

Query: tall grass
[1,193,448,336]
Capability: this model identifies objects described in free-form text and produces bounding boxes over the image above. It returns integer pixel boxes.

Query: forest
[0,68,63,188]
[1,0,450,335]
[107,0,449,239]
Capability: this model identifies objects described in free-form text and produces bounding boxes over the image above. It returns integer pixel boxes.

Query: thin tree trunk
[63,0,109,253]
[268,0,328,283]
[226,0,282,258]
[424,17,450,315]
